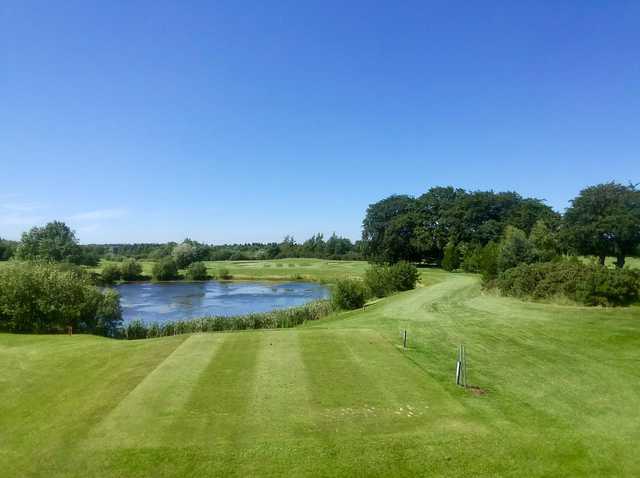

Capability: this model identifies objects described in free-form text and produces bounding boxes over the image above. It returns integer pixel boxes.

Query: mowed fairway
[1,269,640,477]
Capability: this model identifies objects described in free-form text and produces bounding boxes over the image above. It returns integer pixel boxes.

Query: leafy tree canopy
[15,221,81,263]
[563,182,640,268]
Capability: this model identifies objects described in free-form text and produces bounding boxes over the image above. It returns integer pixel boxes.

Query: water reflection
[116,281,329,323]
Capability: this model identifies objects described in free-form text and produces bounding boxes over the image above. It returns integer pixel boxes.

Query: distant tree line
[0,227,362,265]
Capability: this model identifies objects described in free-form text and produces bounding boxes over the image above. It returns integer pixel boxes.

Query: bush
[364,264,393,298]
[0,262,122,334]
[185,261,208,280]
[101,263,122,284]
[216,267,232,280]
[495,261,640,306]
[388,261,420,291]
[120,259,143,281]
[152,257,178,281]
[364,262,419,298]
[332,279,367,310]
[442,242,460,271]
[497,226,534,273]
[96,288,123,336]
[461,243,483,273]
[479,241,500,282]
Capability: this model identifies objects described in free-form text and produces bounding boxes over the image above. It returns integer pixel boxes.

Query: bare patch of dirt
[467,386,487,396]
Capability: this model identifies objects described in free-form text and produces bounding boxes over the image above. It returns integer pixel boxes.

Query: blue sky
[1,1,638,244]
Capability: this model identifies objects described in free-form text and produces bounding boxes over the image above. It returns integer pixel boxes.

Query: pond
[116,281,330,324]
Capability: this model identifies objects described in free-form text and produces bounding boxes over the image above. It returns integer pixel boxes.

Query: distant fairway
[202,258,370,282]
[1,269,640,476]
[91,258,370,283]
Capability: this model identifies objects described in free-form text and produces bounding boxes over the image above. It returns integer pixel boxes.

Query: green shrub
[185,261,208,280]
[388,261,419,291]
[0,262,122,334]
[364,262,419,298]
[461,243,483,272]
[216,267,232,280]
[332,279,367,310]
[95,288,123,337]
[101,263,122,284]
[120,259,143,281]
[479,241,500,282]
[364,264,393,298]
[442,242,460,271]
[495,261,640,306]
[497,226,535,273]
[152,257,178,281]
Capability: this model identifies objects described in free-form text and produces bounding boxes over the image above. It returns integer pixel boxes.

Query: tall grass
[122,300,333,340]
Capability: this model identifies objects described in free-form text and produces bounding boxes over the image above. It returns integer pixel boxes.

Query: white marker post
[456,344,467,388]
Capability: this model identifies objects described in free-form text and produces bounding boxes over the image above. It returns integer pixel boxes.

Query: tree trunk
[615,254,625,269]
[598,254,606,266]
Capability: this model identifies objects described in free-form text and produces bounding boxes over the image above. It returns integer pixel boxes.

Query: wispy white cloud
[69,208,128,221]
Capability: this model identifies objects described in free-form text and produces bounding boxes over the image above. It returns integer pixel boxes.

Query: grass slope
[1,269,639,477]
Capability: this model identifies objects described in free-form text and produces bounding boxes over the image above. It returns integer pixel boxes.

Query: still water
[116,281,330,323]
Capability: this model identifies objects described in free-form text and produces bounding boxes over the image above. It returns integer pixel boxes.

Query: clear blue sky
[1,1,638,244]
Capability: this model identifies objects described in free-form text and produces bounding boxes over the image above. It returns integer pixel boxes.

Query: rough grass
[1,268,640,476]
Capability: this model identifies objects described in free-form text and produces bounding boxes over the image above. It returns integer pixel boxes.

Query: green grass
[202,258,369,282]
[1,268,640,476]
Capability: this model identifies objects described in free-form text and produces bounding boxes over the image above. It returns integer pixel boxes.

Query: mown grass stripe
[86,333,226,448]
[164,331,263,447]
[242,330,319,442]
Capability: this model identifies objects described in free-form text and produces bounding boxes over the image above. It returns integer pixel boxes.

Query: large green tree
[362,195,419,263]
[15,221,81,263]
[362,187,558,264]
[414,186,465,262]
[172,241,197,269]
[563,182,640,268]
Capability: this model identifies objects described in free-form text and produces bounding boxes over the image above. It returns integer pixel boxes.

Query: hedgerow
[495,261,640,306]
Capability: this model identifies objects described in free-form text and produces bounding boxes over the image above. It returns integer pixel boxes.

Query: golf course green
[1,267,639,477]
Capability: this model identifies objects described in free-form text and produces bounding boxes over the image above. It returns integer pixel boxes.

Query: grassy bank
[1,268,639,476]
